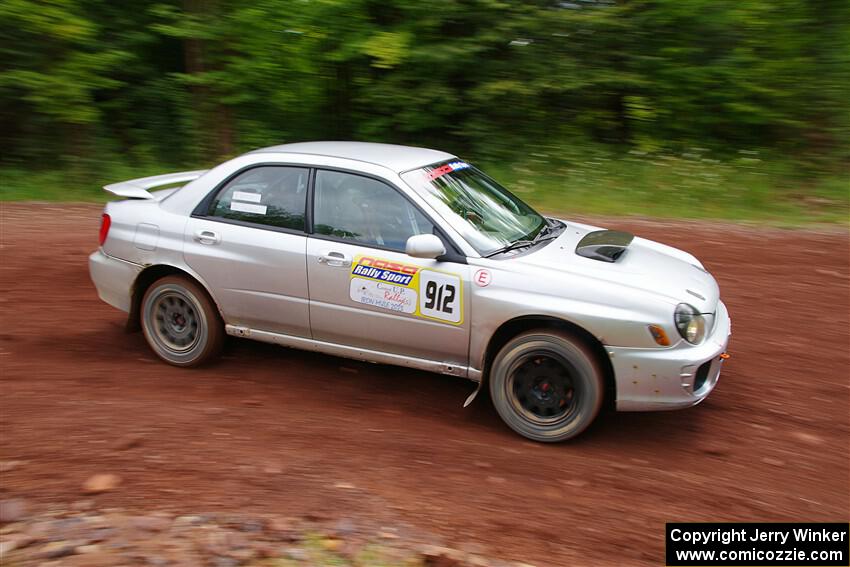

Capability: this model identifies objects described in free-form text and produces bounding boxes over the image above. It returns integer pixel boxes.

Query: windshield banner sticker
[349,255,463,325]
[427,161,470,181]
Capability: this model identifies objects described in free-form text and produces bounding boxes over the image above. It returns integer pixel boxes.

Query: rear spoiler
[103,170,208,200]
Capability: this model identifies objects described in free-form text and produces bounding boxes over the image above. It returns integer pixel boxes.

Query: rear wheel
[489,331,604,442]
[141,275,224,367]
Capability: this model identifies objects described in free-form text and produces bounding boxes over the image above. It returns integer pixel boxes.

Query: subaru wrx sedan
[90,142,731,442]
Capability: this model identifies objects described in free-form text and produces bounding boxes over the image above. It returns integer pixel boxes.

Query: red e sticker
[474,269,492,287]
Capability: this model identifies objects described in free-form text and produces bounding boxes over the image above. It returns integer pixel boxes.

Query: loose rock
[113,434,145,451]
[227,547,256,562]
[0,539,18,556]
[320,537,343,552]
[334,518,356,537]
[131,515,171,532]
[83,474,122,494]
[0,498,28,523]
[4,507,511,567]
[282,546,308,561]
[792,431,824,445]
[0,460,23,473]
[40,540,77,559]
[71,500,96,511]
[75,543,101,554]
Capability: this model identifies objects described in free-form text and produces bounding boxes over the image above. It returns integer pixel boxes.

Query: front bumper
[611,300,731,411]
[89,249,142,313]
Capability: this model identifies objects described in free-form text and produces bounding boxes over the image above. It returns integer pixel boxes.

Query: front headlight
[674,303,706,344]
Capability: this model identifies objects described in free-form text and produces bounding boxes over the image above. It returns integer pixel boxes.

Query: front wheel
[141,275,224,367]
[489,331,604,442]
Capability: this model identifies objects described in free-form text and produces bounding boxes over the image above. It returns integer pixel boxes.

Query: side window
[313,170,435,251]
[208,166,308,231]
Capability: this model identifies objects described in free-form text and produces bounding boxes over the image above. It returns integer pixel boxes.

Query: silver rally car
[89,142,731,442]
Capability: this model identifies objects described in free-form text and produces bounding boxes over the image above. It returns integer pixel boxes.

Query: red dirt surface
[1,203,848,566]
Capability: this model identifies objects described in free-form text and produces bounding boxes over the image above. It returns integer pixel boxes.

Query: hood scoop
[575,230,634,263]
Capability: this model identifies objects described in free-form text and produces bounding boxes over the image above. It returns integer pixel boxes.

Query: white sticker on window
[233,191,262,203]
[230,202,267,215]
[349,277,417,314]
[418,269,462,323]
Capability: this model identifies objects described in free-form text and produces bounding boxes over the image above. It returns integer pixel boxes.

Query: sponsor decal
[474,269,492,287]
[350,278,417,314]
[352,264,415,286]
[352,257,419,286]
[427,161,471,181]
[349,256,463,324]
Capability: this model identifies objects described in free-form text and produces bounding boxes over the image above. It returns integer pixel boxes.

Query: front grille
[694,360,712,392]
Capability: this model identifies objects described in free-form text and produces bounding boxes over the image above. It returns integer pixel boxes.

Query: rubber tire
[141,275,224,367]
[489,330,604,442]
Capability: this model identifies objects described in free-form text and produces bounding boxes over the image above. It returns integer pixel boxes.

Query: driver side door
[306,169,471,369]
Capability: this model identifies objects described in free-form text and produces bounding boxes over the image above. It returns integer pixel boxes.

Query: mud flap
[463,381,483,408]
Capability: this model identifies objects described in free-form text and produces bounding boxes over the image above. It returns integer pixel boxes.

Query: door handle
[318,250,351,268]
[194,229,221,245]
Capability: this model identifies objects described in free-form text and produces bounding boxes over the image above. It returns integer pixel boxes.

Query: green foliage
[3,149,846,226]
[484,147,849,225]
[0,0,847,220]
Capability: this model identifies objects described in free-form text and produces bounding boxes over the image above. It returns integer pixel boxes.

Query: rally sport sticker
[349,256,462,324]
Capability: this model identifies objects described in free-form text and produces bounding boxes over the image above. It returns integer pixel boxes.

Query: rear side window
[208,166,309,231]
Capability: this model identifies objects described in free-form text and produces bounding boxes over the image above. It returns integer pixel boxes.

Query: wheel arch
[482,315,616,410]
[126,264,221,332]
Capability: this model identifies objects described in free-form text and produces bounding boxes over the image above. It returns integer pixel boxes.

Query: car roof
[250,141,455,173]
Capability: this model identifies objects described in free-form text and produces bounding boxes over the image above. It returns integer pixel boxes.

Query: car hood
[514,221,720,312]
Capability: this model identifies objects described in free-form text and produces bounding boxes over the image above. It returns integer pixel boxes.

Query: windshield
[401,161,547,256]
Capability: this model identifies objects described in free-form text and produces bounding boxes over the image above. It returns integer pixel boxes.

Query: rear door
[306,169,470,367]
[184,165,311,337]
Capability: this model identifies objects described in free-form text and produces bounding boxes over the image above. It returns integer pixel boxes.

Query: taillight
[99,213,111,246]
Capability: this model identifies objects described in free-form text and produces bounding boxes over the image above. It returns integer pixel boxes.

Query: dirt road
[1,203,848,566]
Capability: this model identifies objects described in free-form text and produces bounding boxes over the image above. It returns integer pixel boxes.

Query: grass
[1,149,847,226]
[0,163,179,202]
[482,149,849,226]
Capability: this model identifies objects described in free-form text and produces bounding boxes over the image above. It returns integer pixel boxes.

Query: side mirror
[405,234,446,259]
